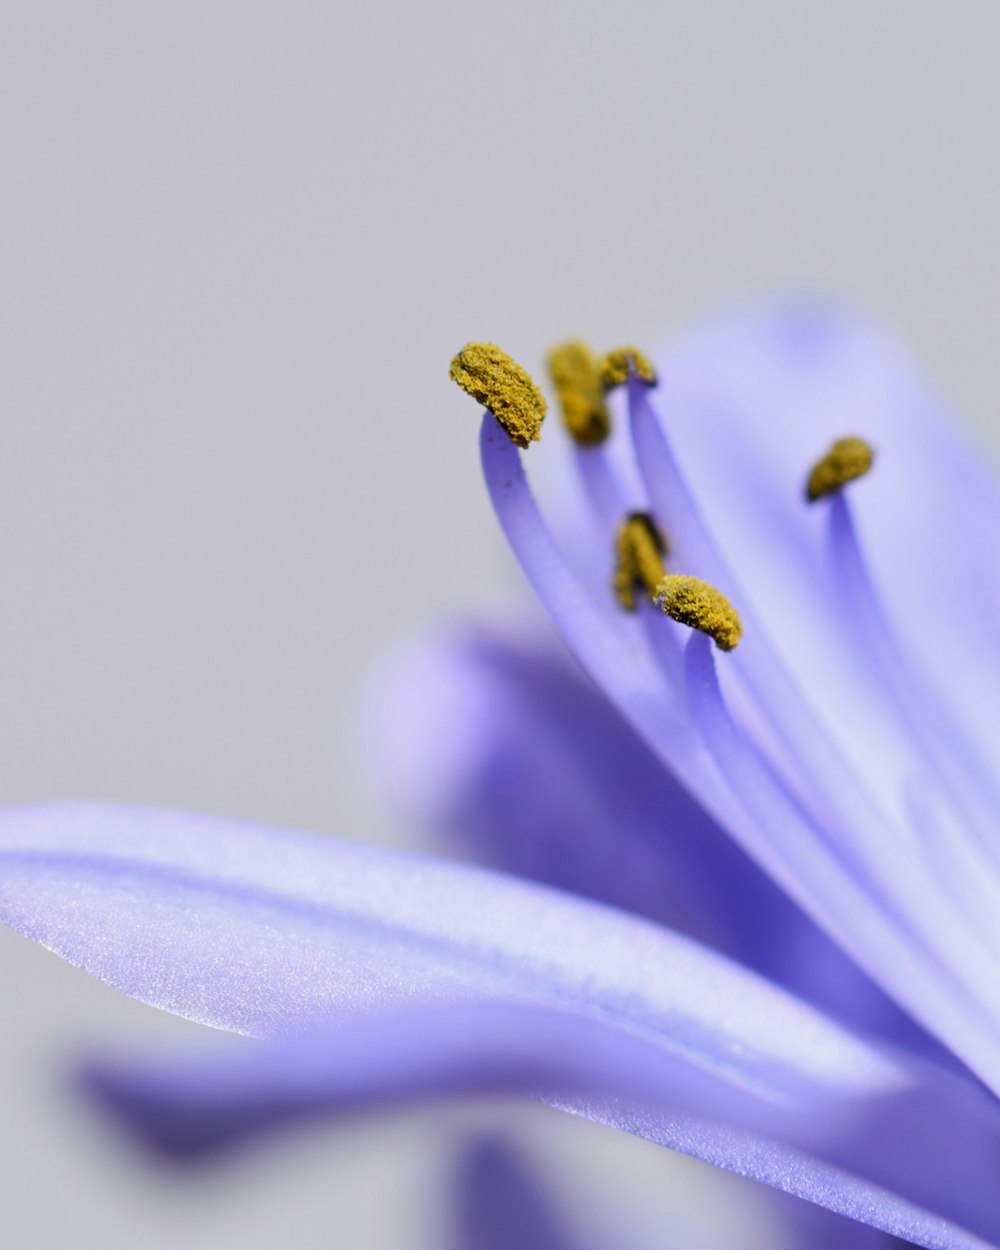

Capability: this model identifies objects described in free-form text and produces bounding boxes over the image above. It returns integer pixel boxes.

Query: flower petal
[84,1000,1000,1250]
[368,619,937,1056]
[0,802,932,1045]
[0,804,996,1249]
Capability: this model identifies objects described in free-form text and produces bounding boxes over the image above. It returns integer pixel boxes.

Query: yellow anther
[599,346,658,392]
[547,340,611,446]
[655,575,742,651]
[806,437,875,502]
[614,513,668,611]
[450,343,547,448]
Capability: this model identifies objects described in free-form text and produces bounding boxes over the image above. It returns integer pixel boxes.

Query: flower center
[450,329,1000,1085]
[451,339,742,655]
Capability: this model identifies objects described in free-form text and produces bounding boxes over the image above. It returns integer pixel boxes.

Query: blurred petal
[371,619,732,924]
[454,1134,583,1250]
[455,1131,905,1250]
[84,999,1000,1250]
[369,619,937,1055]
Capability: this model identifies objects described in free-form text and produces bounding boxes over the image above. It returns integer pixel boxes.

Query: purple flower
[0,301,997,1249]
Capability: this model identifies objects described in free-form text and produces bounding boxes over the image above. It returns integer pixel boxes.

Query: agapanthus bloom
[2,302,999,1250]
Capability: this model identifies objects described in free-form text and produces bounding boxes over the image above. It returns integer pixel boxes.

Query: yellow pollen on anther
[614,513,668,611]
[449,343,547,448]
[547,341,611,446]
[654,575,743,651]
[805,436,875,502]
[599,346,658,391]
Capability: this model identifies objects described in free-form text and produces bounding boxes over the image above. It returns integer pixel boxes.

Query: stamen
[599,347,657,392]
[903,772,1000,932]
[575,442,630,533]
[614,513,668,610]
[682,629,1000,1075]
[476,413,739,824]
[450,343,547,448]
[805,437,874,502]
[655,576,742,651]
[547,341,611,446]
[626,380,905,856]
[827,488,1000,866]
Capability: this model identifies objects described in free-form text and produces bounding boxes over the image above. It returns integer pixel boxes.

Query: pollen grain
[806,437,875,502]
[614,513,668,611]
[655,575,742,651]
[599,346,658,391]
[450,343,547,448]
[547,340,611,446]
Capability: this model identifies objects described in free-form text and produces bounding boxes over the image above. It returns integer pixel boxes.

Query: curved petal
[0,802,932,1048]
[83,1000,1000,1250]
[368,619,939,1057]
[0,804,997,1249]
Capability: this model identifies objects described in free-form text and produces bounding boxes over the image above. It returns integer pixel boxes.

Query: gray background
[1,2,998,1246]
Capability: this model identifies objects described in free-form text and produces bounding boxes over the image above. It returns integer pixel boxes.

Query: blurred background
[1,1,998,1245]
